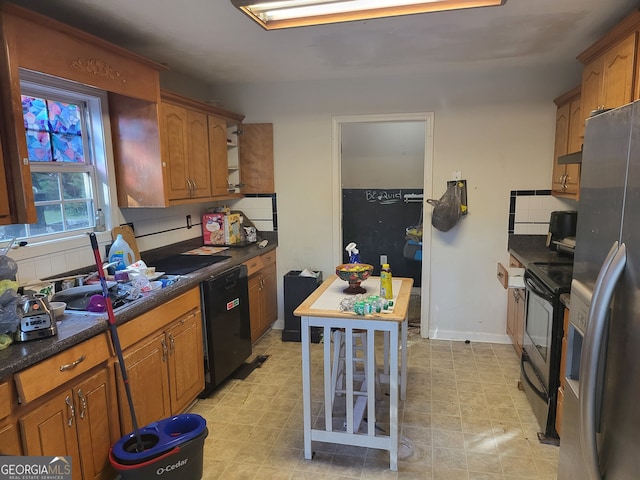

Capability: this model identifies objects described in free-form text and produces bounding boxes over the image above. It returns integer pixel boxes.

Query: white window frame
[9,70,114,243]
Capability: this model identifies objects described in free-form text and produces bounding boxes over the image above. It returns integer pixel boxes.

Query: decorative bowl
[335,263,374,294]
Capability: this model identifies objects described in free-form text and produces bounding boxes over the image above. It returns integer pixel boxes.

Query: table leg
[389,323,399,471]
[401,318,408,401]
[301,316,313,460]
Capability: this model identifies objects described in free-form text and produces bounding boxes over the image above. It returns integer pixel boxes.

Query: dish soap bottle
[109,234,135,271]
[380,263,393,299]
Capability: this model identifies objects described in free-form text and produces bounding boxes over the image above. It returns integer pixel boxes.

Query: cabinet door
[552,102,570,193]
[116,332,171,435]
[0,421,22,455]
[247,274,263,343]
[21,389,82,476]
[239,123,274,194]
[581,56,604,134]
[564,98,582,196]
[167,309,205,414]
[602,33,636,110]
[74,367,119,480]
[209,115,231,196]
[0,134,11,224]
[506,288,516,341]
[261,262,278,331]
[186,109,211,199]
[161,102,191,201]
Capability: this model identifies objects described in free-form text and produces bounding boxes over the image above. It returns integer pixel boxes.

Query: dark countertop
[0,237,277,380]
[507,234,573,268]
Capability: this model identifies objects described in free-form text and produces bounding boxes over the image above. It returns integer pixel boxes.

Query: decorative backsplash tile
[509,190,577,235]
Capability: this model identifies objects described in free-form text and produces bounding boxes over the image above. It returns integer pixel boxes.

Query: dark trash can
[282,270,323,343]
[109,414,208,480]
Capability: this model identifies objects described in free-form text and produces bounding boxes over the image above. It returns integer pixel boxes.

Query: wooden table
[294,275,413,471]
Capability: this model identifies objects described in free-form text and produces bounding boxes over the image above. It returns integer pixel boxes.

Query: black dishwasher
[200,265,251,396]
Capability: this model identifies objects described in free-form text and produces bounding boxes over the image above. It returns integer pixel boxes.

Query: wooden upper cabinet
[209,115,231,196]
[552,86,581,199]
[0,133,11,224]
[160,101,212,202]
[239,123,275,194]
[578,15,639,131]
[0,3,166,216]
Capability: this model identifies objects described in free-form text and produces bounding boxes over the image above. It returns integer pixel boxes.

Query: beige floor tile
[191,330,557,478]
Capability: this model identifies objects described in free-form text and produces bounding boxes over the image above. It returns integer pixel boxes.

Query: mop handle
[89,233,144,451]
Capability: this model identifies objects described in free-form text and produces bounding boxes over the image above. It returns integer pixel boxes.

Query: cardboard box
[225,213,242,245]
[202,213,225,245]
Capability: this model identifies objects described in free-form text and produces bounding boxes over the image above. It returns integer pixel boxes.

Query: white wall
[213,66,566,343]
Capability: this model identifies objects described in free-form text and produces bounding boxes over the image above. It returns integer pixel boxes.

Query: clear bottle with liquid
[94,208,105,232]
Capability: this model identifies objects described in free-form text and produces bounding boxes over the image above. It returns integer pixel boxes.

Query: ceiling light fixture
[232,0,506,30]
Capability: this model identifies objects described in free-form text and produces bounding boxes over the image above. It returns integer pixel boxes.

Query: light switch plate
[380,255,387,265]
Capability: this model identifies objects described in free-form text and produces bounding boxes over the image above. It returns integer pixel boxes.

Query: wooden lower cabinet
[507,288,525,356]
[20,366,119,480]
[0,420,22,455]
[116,301,204,435]
[245,250,278,343]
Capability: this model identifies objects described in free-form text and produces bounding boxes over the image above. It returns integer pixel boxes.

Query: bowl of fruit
[335,263,374,294]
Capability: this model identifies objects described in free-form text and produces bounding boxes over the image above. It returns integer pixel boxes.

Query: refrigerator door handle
[579,242,627,480]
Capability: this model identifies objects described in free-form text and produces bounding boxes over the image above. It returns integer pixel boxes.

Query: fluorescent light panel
[232,0,506,30]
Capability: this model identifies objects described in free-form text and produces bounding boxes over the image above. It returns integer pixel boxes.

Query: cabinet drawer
[15,333,111,403]
[243,255,265,277]
[261,250,276,267]
[497,262,525,289]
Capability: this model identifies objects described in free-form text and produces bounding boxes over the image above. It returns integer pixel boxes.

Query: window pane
[25,129,52,162]
[31,205,64,236]
[0,224,27,241]
[22,95,49,131]
[48,100,81,135]
[31,172,60,201]
[62,172,91,200]
[52,133,85,163]
[64,202,91,230]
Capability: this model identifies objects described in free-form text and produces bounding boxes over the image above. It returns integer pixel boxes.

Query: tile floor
[190,329,559,479]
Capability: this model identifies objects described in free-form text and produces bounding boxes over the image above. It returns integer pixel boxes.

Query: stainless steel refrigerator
[558,100,640,479]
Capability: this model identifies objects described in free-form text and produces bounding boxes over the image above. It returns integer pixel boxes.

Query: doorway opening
[331,113,434,337]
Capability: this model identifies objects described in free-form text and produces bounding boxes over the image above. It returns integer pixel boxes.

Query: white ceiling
[7,0,639,87]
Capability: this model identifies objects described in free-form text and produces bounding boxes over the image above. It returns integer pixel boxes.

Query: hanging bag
[427,182,462,232]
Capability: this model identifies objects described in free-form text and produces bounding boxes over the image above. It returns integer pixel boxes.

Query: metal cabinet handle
[60,355,86,372]
[77,389,87,420]
[65,395,75,427]
[161,337,168,361]
[169,333,175,355]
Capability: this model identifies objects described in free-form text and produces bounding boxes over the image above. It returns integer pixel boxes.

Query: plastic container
[380,263,393,300]
[94,208,106,232]
[109,414,208,480]
[109,234,135,271]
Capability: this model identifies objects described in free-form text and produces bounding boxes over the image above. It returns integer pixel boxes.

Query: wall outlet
[380,255,387,265]
[452,170,462,181]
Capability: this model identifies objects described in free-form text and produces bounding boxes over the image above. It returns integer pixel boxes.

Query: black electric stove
[527,262,574,294]
[153,254,231,275]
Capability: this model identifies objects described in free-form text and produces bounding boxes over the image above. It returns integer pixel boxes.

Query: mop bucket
[109,414,208,480]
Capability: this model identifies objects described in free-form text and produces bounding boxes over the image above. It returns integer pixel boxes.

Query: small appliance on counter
[15,293,57,341]
[546,210,578,251]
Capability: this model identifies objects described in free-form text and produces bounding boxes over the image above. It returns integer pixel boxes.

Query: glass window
[0,73,110,242]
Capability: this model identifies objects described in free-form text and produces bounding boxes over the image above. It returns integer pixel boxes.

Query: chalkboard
[342,189,423,286]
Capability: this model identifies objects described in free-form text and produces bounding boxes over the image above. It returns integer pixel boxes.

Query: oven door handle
[520,349,549,402]
[524,271,555,302]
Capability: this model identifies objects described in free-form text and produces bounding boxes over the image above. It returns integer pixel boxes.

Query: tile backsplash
[508,190,577,235]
